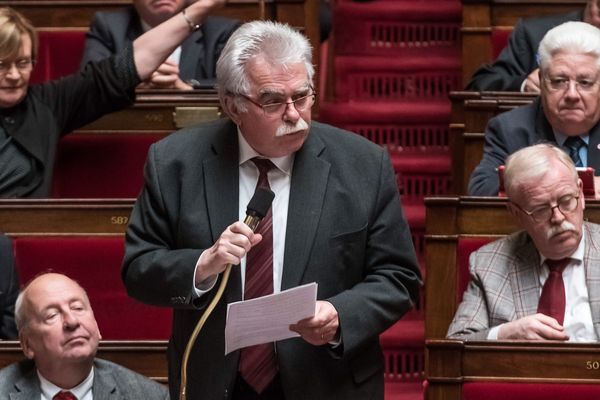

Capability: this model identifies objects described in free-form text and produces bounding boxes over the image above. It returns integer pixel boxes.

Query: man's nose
[282,101,300,123]
[63,311,80,330]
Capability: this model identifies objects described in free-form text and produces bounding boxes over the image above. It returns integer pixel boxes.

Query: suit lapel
[281,130,329,290]
[535,98,557,143]
[92,361,118,400]
[587,122,600,172]
[11,366,40,400]
[203,122,242,301]
[582,223,600,336]
[509,238,541,318]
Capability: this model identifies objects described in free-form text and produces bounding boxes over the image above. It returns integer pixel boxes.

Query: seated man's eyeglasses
[512,194,580,222]
[239,88,316,116]
[543,75,599,92]
[0,58,34,75]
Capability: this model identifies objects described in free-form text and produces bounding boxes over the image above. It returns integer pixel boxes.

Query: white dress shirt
[489,232,597,341]
[193,130,293,295]
[39,368,94,400]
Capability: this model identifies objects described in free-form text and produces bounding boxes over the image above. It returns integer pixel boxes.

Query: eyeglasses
[0,58,33,76]
[543,76,599,92]
[239,89,316,116]
[512,194,580,222]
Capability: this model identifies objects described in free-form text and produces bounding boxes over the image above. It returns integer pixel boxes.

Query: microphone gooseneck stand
[179,187,275,400]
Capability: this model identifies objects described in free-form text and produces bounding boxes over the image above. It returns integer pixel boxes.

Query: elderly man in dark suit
[450,144,600,341]
[122,20,421,400]
[467,0,600,92]
[469,21,600,196]
[0,273,169,399]
[81,0,240,89]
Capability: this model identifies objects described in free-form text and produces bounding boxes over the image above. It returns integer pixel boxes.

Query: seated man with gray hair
[469,21,600,196]
[0,273,168,399]
[449,143,600,341]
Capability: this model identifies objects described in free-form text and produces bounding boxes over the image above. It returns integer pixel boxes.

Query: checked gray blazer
[447,222,600,340]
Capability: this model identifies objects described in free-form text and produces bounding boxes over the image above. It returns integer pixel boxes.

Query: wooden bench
[449,91,536,194]
[427,339,600,400]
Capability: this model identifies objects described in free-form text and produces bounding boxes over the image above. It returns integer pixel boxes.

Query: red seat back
[52,134,164,198]
[12,236,172,340]
[30,29,86,84]
[491,28,513,60]
[463,382,600,400]
[456,237,495,302]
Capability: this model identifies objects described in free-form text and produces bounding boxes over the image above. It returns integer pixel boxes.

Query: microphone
[179,187,275,400]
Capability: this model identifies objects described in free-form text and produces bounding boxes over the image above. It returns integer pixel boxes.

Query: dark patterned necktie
[537,258,569,325]
[238,157,278,393]
[564,136,585,168]
[53,391,77,400]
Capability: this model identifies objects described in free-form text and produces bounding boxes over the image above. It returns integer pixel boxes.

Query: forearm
[133,0,224,79]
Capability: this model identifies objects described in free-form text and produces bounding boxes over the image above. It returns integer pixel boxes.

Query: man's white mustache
[275,118,309,137]
[546,221,577,240]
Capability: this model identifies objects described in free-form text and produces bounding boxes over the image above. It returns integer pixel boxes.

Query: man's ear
[20,331,34,360]
[223,95,243,126]
[506,202,520,220]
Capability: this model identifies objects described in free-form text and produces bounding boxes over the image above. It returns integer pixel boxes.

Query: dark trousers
[233,374,285,400]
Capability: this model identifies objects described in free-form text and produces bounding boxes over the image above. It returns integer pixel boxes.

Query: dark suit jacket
[468,97,600,196]
[466,10,582,91]
[122,119,422,399]
[81,7,240,87]
[447,222,600,340]
[0,358,169,399]
[0,234,17,340]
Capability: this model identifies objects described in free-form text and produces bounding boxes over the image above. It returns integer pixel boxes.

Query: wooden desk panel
[0,340,168,383]
[75,90,221,134]
[424,196,600,339]
[449,91,536,194]
[461,0,585,86]
[427,339,600,400]
[0,199,134,235]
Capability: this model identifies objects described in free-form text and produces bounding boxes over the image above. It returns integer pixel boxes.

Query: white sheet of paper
[224,282,317,354]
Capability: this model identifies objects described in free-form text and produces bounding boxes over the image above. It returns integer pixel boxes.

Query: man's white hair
[538,21,600,70]
[216,20,314,112]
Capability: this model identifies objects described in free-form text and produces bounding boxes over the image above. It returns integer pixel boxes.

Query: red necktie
[238,158,278,393]
[537,258,569,325]
[53,391,77,400]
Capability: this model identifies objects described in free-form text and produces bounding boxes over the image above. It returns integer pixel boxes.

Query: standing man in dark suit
[469,21,600,196]
[0,273,169,399]
[122,20,421,399]
[467,0,600,92]
[81,0,240,89]
[450,144,600,341]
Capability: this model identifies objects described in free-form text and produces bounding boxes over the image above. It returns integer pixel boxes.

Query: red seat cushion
[52,134,164,198]
[491,28,513,60]
[13,236,171,340]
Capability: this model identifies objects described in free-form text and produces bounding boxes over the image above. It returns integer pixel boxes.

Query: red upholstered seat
[456,237,497,302]
[334,55,461,102]
[491,28,513,60]
[12,236,172,340]
[52,134,164,198]
[30,29,86,84]
[334,1,461,57]
[463,382,600,400]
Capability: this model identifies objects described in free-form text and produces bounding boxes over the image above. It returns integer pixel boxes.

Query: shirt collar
[553,131,589,147]
[539,228,586,267]
[237,128,293,176]
[39,367,94,400]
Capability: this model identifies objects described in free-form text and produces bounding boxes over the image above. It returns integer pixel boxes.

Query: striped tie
[238,157,278,394]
